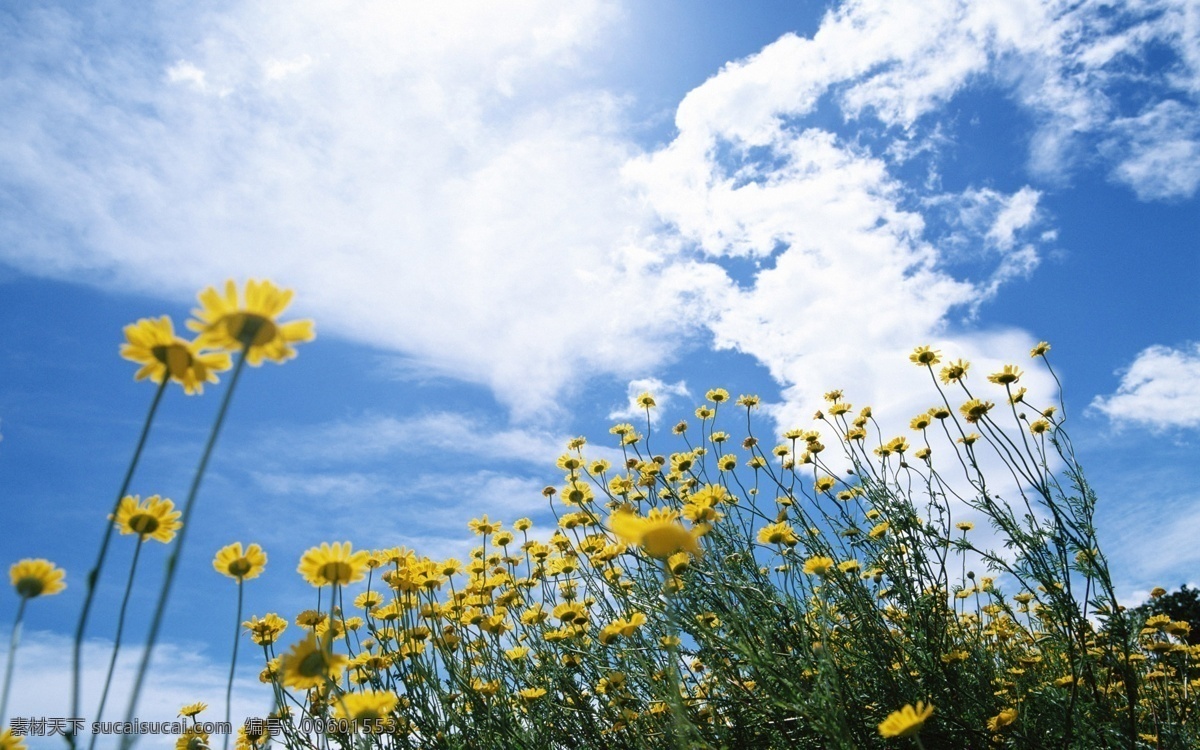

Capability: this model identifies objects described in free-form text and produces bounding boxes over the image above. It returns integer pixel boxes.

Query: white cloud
[0,0,1195,425]
[1,631,269,748]
[0,0,723,419]
[608,377,690,422]
[260,411,596,466]
[1105,100,1200,200]
[1091,343,1200,429]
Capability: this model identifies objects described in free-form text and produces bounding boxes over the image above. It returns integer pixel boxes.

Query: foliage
[5,285,1197,750]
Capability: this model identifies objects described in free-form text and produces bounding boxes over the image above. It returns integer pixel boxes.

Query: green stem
[120,349,249,749]
[223,579,244,750]
[0,597,28,724]
[71,378,168,748]
[90,539,144,749]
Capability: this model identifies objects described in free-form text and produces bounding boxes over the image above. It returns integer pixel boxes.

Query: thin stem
[0,597,28,724]
[120,350,249,748]
[71,378,168,748]
[91,539,144,749]
[223,579,244,750]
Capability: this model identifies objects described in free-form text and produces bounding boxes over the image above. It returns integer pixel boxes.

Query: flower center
[225,313,278,347]
[298,650,327,678]
[129,513,160,535]
[319,561,352,584]
[15,576,44,598]
[227,559,252,577]
[151,343,194,375]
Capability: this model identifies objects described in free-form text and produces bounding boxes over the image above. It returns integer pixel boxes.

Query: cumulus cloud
[1,631,267,749]
[608,377,691,422]
[1091,343,1200,429]
[0,0,1195,424]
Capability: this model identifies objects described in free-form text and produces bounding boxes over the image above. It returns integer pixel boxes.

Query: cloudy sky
[1,0,1197,734]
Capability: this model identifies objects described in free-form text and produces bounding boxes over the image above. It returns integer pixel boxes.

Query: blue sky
[1,0,1198,730]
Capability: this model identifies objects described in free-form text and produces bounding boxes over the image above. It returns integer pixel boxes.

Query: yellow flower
[468,515,502,536]
[802,556,835,576]
[213,542,267,581]
[279,632,348,690]
[0,729,28,750]
[331,689,398,722]
[909,345,941,366]
[878,701,934,738]
[519,687,548,702]
[939,359,970,384]
[959,398,994,423]
[608,508,703,560]
[987,365,1023,385]
[121,316,232,395]
[9,559,66,599]
[757,522,799,547]
[243,613,288,646]
[297,542,369,587]
[111,494,182,543]
[175,728,209,750]
[1030,341,1051,357]
[636,392,657,408]
[179,701,207,718]
[705,388,729,403]
[188,279,315,366]
[987,707,1018,732]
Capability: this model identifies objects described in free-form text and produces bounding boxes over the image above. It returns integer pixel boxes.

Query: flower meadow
[3,281,1197,750]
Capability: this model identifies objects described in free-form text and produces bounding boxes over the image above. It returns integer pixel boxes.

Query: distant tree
[1133,584,1200,645]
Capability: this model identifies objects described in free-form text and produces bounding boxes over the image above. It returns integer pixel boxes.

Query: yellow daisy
[0,729,28,750]
[175,727,209,750]
[213,542,267,581]
[297,542,369,587]
[9,558,66,598]
[187,279,315,366]
[802,556,835,576]
[279,632,348,690]
[878,701,934,738]
[243,613,288,646]
[111,495,182,544]
[331,688,399,720]
[608,508,703,560]
[121,316,231,395]
[179,701,207,718]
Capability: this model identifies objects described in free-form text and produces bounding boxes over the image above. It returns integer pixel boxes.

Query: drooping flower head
[188,279,315,366]
[331,688,399,721]
[243,613,288,646]
[608,507,703,560]
[878,701,934,738]
[175,727,209,750]
[9,558,66,599]
[213,542,267,581]
[297,542,369,587]
[279,631,347,690]
[121,316,231,395]
[111,495,182,544]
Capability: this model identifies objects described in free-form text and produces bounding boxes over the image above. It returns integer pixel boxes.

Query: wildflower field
[3,280,1197,750]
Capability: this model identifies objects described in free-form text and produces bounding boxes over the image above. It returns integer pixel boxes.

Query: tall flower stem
[90,540,144,750]
[121,350,249,747]
[223,579,244,750]
[71,378,168,747]
[0,598,28,724]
